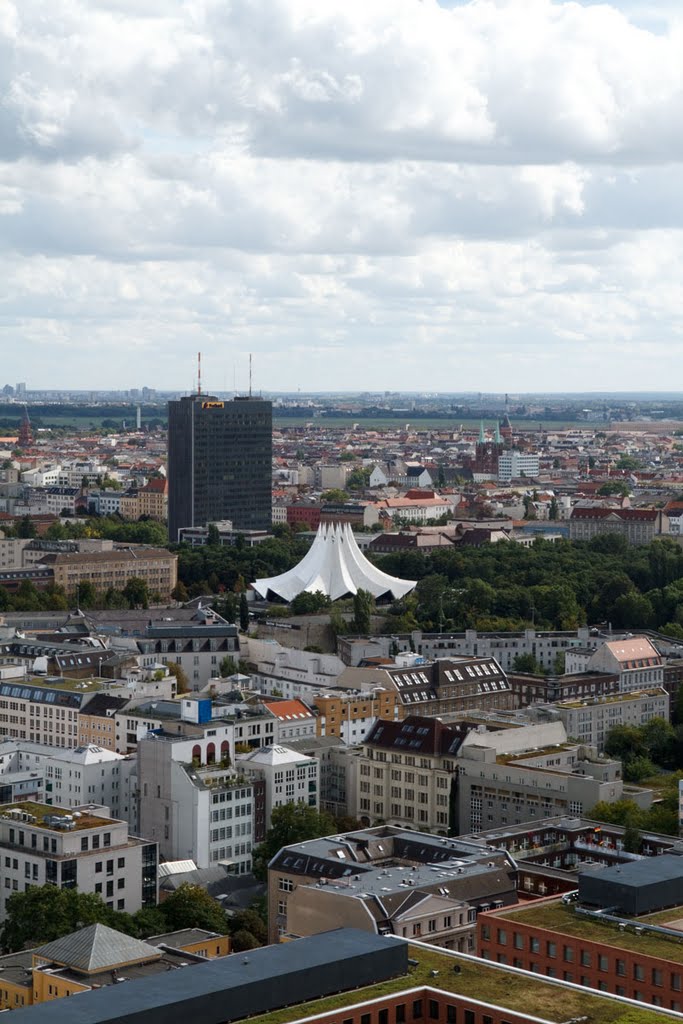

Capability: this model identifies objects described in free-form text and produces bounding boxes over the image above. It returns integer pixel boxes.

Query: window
[117,857,125,869]
[497,928,507,945]
[278,878,294,892]
[446,1008,457,1024]
[396,1007,406,1024]
[633,964,644,982]
[616,959,626,977]
[428,1002,438,1020]
[598,955,609,972]
[563,946,574,963]
[652,968,663,987]
[412,1001,422,1020]
[361,1015,371,1024]
[547,941,556,958]
[513,932,524,950]
[580,951,591,967]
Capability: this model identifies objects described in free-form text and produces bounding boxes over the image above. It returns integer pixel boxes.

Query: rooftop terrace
[0,802,116,832]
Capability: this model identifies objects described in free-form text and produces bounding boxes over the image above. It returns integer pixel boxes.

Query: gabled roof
[34,924,161,975]
[261,698,315,721]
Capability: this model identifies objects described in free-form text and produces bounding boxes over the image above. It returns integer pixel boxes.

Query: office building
[138,728,256,873]
[268,825,517,947]
[167,393,272,541]
[0,801,157,921]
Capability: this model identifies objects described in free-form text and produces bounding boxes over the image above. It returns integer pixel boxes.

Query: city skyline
[3,0,683,391]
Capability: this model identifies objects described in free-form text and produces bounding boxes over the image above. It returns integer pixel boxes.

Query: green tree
[548,496,559,521]
[207,523,221,546]
[511,653,545,675]
[160,883,228,933]
[131,906,168,938]
[228,908,268,947]
[122,576,150,609]
[219,655,237,676]
[291,590,331,614]
[240,591,250,631]
[252,803,336,880]
[17,515,37,538]
[321,489,348,503]
[171,580,190,603]
[231,929,261,951]
[615,455,641,471]
[0,887,118,953]
[167,660,190,694]
[351,588,374,634]
[597,481,630,497]
[75,580,98,609]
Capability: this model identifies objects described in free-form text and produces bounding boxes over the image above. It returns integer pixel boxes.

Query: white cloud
[1,0,682,390]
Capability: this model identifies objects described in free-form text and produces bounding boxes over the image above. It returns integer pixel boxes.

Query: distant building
[167,393,272,542]
[497,450,540,482]
[568,506,665,543]
[566,636,664,692]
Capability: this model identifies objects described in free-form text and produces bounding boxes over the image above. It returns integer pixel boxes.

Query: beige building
[312,690,399,743]
[77,695,130,751]
[267,825,517,947]
[40,547,177,601]
[0,679,100,747]
[354,715,463,833]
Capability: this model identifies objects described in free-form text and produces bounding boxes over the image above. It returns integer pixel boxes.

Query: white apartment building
[239,745,319,830]
[497,450,540,483]
[547,688,670,753]
[0,740,137,826]
[0,802,157,921]
[138,731,255,873]
[566,636,664,692]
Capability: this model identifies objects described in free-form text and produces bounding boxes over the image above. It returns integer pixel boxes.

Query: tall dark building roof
[167,394,272,542]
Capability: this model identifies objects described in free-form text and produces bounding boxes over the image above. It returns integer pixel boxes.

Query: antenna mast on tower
[197,352,202,396]
[249,353,252,398]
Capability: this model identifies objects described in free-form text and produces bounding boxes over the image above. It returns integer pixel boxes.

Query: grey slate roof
[35,924,161,974]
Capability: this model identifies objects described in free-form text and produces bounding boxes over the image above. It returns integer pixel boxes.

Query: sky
[2,0,683,394]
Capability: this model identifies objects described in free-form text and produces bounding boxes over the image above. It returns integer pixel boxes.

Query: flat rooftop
[0,802,117,832]
[240,943,675,1024]
[493,900,683,961]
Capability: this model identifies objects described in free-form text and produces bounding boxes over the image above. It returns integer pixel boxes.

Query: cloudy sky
[2,0,683,393]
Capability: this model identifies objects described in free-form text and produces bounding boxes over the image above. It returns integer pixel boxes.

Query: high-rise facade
[168,394,272,541]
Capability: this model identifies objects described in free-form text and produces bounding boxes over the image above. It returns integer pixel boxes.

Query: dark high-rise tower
[167,394,272,542]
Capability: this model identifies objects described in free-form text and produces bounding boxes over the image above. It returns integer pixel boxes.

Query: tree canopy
[252,803,337,880]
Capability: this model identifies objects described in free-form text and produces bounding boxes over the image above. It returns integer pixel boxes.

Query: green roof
[495,901,683,962]
[244,944,676,1024]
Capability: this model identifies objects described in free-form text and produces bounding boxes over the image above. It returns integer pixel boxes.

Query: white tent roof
[253,522,416,602]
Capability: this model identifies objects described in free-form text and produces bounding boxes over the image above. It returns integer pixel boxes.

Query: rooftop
[243,942,672,1024]
[558,687,668,708]
[0,801,117,832]
[493,899,683,961]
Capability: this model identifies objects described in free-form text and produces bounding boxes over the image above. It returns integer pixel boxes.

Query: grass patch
[497,902,683,961]
[242,944,672,1024]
